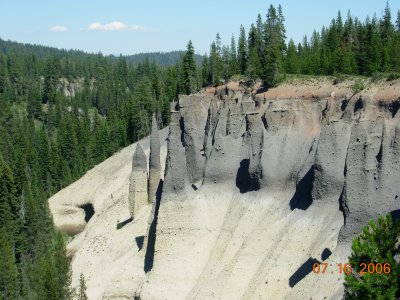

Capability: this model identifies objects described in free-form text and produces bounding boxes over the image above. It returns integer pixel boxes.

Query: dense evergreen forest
[201,2,400,87]
[126,51,203,66]
[1,2,400,299]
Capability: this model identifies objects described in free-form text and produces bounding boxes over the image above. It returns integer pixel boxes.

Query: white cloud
[88,21,147,31]
[51,25,68,32]
[130,25,147,31]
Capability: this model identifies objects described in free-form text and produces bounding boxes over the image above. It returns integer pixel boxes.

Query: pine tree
[209,41,220,85]
[247,24,261,79]
[221,45,231,80]
[396,10,400,33]
[201,54,211,87]
[77,273,88,300]
[286,39,299,74]
[0,153,19,240]
[0,229,18,299]
[345,214,400,299]
[381,1,393,44]
[228,35,238,76]
[262,5,286,87]
[54,232,72,299]
[238,25,248,74]
[182,40,197,95]
[42,57,58,104]
[0,54,8,94]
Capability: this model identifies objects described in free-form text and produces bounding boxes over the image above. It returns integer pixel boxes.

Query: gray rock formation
[179,95,209,185]
[128,144,148,219]
[162,108,189,199]
[148,114,161,203]
[161,90,400,243]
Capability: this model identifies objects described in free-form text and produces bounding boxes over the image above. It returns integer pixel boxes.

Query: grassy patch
[352,79,366,94]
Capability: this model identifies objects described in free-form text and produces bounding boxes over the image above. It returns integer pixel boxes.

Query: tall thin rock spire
[148,113,161,203]
[128,143,148,219]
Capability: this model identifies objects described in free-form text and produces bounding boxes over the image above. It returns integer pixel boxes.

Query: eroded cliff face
[161,81,400,243]
[49,78,400,300]
[142,79,400,299]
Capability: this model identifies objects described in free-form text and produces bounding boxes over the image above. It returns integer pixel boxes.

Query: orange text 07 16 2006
[312,262,392,275]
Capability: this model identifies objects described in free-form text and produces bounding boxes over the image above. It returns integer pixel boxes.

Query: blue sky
[0,1,399,55]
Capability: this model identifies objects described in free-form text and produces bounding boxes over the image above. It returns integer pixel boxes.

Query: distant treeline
[0,39,202,66]
[126,51,203,66]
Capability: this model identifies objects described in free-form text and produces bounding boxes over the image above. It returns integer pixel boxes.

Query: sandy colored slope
[139,185,345,300]
[49,142,346,299]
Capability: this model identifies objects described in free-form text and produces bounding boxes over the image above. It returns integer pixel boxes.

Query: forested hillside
[0,39,194,298]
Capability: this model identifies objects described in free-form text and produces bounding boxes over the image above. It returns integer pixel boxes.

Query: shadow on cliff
[391,209,400,223]
[144,180,163,273]
[289,257,320,287]
[135,236,144,251]
[289,248,332,287]
[289,166,314,210]
[236,159,260,193]
[117,217,133,229]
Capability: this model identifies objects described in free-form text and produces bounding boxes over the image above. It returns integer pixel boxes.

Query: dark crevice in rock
[226,110,231,136]
[261,114,268,131]
[179,116,186,147]
[338,187,347,225]
[235,159,260,193]
[80,203,95,223]
[354,97,363,113]
[339,135,351,226]
[144,180,163,273]
[341,99,348,112]
[321,102,328,119]
[289,257,320,288]
[390,100,400,117]
[376,135,383,167]
[212,118,219,146]
[289,166,314,211]
[379,99,400,118]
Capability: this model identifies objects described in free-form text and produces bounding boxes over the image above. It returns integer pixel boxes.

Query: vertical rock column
[246,113,264,190]
[162,108,189,199]
[128,144,148,219]
[148,114,161,203]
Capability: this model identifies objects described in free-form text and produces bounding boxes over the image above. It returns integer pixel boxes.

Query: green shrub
[344,214,400,299]
[352,80,365,94]
[387,72,400,81]
[333,73,347,85]
[371,72,385,82]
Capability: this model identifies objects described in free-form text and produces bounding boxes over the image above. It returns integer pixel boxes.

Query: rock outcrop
[148,114,161,203]
[128,143,148,219]
[159,84,400,244]
[162,105,190,199]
